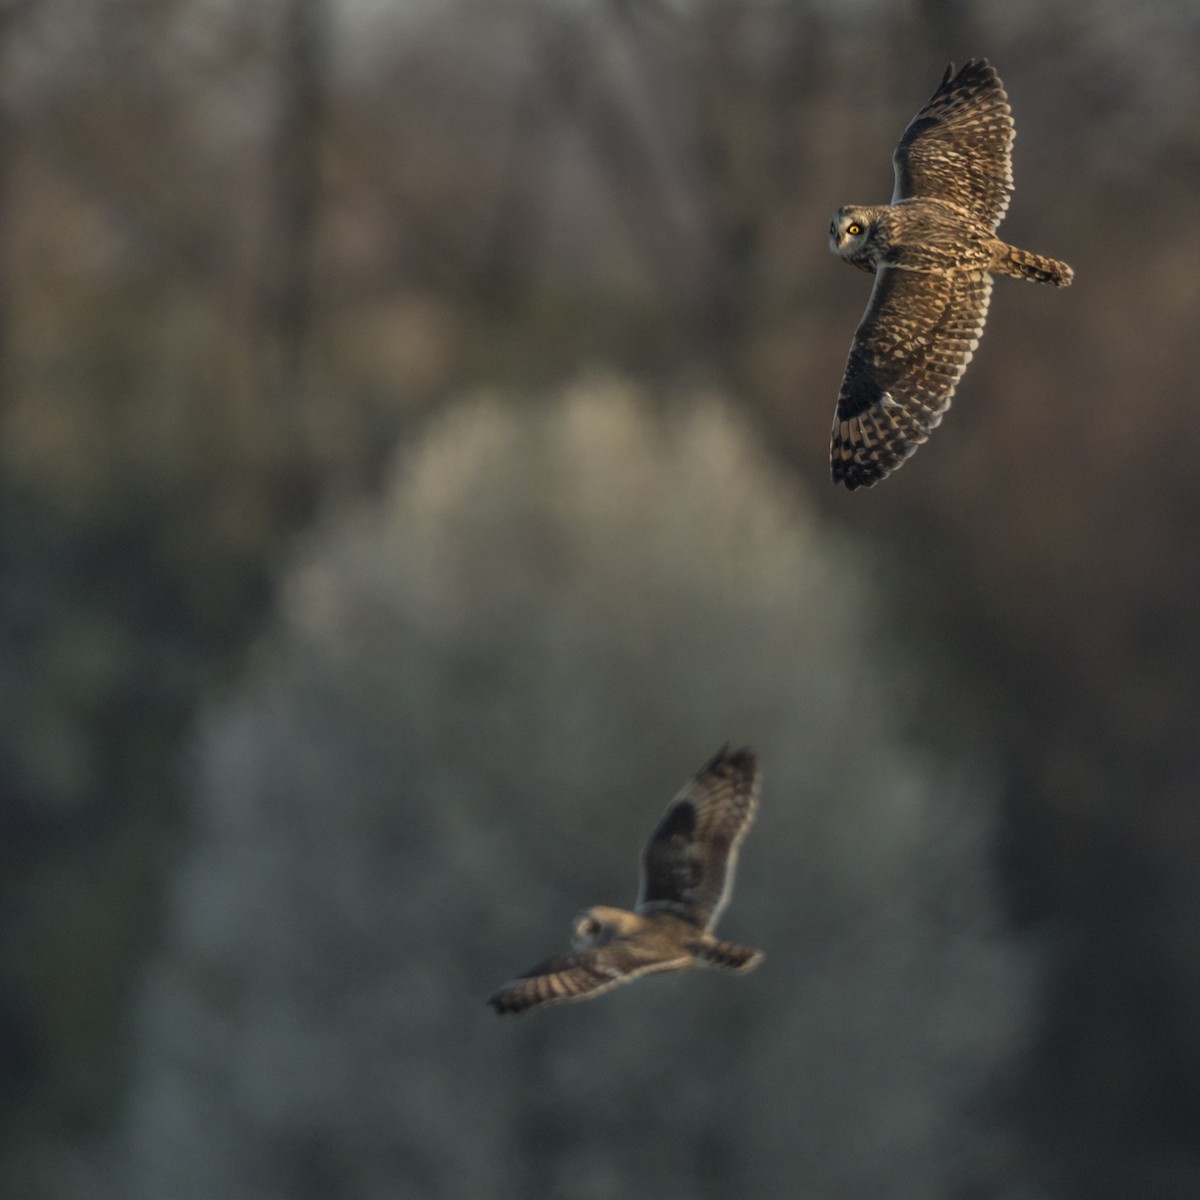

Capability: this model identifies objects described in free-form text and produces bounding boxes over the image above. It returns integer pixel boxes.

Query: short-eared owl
[488,746,763,1015]
[829,59,1073,490]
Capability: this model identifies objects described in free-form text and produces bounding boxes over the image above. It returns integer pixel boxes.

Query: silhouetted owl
[488,746,763,1015]
[829,59,1073,490]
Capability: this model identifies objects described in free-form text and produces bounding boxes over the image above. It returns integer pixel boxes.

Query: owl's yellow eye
[847,223,863,236]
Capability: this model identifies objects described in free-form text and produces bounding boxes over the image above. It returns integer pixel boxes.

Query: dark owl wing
[892,59,1014,231]
[636,746,760,932]
[830,265,993,490]
[487,946,681,1015]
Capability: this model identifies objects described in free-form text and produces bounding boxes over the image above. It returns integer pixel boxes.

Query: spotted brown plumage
[892,58,1015,231]
[828,59,1073,490]
[637,745,760,930]
[487,747,764,1015]
[832,266,994,490]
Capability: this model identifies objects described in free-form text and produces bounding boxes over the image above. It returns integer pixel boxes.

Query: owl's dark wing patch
[831,265,993,490]
[487,946,682,1015]
[892,59,1014,231]
[636,746,760,931]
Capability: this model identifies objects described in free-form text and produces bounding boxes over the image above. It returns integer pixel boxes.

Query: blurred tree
[95,381,1044,1200]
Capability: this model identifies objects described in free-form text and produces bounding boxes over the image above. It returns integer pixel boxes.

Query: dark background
[2,1,1199,1196]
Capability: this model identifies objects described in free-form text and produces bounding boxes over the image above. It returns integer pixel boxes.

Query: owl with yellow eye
[828,59,1073,490]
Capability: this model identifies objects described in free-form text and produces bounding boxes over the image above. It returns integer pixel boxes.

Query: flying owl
[828,59,1073,490]
[488,746,764,1015]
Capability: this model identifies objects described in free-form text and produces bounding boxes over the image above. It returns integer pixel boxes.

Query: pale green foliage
[103,378,1041,1199]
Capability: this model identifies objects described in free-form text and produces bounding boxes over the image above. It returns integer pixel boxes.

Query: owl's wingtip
[486,989,523,1016]
[702,744,757,775]
[943,58,997,87]
[831,457,886,491]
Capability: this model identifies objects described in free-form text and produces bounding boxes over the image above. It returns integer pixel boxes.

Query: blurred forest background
[2,0,1199,1196]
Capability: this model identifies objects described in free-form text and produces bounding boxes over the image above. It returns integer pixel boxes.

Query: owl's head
[829,206,874,258]
[571,906,635,948]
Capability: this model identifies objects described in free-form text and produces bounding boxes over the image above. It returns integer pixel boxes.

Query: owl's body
[835,200,993,273]
[829,60,1073,490]
[488,747,763,1015]
[833,199,1070,283]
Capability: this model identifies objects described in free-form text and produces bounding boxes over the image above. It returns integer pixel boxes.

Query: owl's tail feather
[691,938,764,973]
[994,244,1074,287]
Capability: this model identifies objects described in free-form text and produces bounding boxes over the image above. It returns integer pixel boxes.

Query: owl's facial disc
[830,209,869,254]
[572,910,608,948]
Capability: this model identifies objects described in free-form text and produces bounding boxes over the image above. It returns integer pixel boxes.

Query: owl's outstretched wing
[487,947,683,1015]
[831,265,993,490]
[892,59,1014,231]
[636,746,760,932]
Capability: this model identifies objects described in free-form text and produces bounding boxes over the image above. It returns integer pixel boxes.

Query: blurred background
[2,0,1199,1196]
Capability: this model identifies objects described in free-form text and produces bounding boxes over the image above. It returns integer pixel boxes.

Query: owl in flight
[488,746,763,1015]
[829,59,1073,490]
